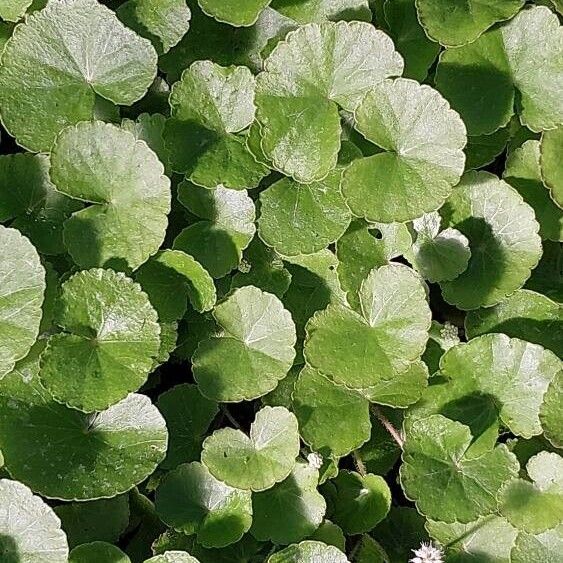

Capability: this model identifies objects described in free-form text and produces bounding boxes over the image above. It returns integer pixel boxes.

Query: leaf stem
[221,405,242,430]
[352,451,366,476]
[370,405,404,448]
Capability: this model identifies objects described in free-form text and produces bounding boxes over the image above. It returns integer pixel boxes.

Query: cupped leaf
[166,61,268,187]
[435,6,563,135]
[117,0,191,54]
[175,183,256,278]
[343,78,466,223]
[511,526,563,563]
[267,541,349,563]
[465,289,563,358]
[201,406,300,491]
[39,268,160,412]
[0,0,157,151]
[540,372,562,448]
[155,462,252,548]
[157,384,218,470]
[258,170,351,257]
[304,263,430,390]
[441,334,561,438]
[504,140,562,241]
[198,0,271,27]
[0,348,168,500]
[255,21,403,182]
[328,470,391,535]
[69,542,131,563]
[400,414,519,523]
[292,365,371,457]
[0,154,81,255]
[0,478,69,562]
[0,225,45,379]
[50,121,171,270]
[540,126,563,209]
[136,250,216,321]
[271,0,371,23]
[251,460,326,545]
[416,0,523,47]
[439,171,542,310]
[193,286,296,402]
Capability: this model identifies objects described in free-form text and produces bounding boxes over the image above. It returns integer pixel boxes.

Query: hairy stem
[352,451,366,476]
[370,405,404,448]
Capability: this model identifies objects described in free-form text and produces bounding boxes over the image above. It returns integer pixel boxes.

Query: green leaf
[304,263,430,390]
[251,460,326,544]
[136,250,216,322]
[155,461,252,548]
[198,0,271,26]
[0,154,81,255]
[54,496,130,549]
[440,333,561,438]
[336,220,412,310]
[540,126,563,209]
[383,0,440,81]
[0,350,168,500]
[439,171,542,310]
[255,21,403,182]
[525,240,563,303]
[426,516,518,563]
[422,321,461,375]
[308,520,346,551]
[350,536,388,563]
[0,226,45,379]
[0,0,32,22]
[193,286,296,402]
[465,126,511,170]
[258,170,351,256]
[175,183,256,278]
[0,478,69,562]
[39,268,160,412]
[117,0,191,54]
[166,61,268,187]
[465,289,563,358]
[540,372,563,448]
[69,542,131,563]
[342,78,466,223]
[266,541,349,563]
[270,0,371,23]
[0,0,157,151]
[292,365,371,457]
[157,384,218,470]
[201,406,300,491]
[504,140,563,241]
[407,212,471,283]
[145,552,200,563]
[511,526,563,562]
[436,6,563,135]
[416,0,523,46]
[328,471,391,535]
[400,414,519,523]
[50,121,171,270]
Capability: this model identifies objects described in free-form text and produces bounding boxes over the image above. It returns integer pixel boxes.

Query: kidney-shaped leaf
[202,406,300,491]
[69,541,130,563]
[145,552,200,563]
[540,126,563,209]
[343,78,466,223]
[267,541,349,563]
[256,21,403,182]
[193,286,296,402]
[198,0,271,27]
[0,0,157,151]
[50,121,171,270]
[540,372,563,449]
[40,268,160,412]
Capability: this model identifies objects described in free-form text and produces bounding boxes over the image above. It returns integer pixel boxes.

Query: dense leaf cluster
[0,1,561,562]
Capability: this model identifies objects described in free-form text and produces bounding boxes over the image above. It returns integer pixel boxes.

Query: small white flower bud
[409,541,444,563]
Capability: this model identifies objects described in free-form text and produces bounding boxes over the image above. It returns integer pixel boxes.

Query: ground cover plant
[0,0,562,561]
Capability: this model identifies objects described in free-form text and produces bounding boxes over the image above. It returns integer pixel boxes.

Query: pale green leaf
[270,0,371,23]
[198,0,271,27]
[511,526,563,563]
[540,371,563,448]
[69,542,131,563]
[145,552,200,563]
[540,126,563,209]
[0,0,32,22]
[267,541,349,563]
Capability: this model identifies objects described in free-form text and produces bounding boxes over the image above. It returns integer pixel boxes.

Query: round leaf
[292,365,371,457]
[271,0,371,23]
[0,478,68,562]
[198,0,271,26]
[39,268,160,412]
[0,0,32,22]
[258,171,351,256]
[50,121,171,270]
[342,78,466,223]
[201,406,300,491]
[145,553,200,563]
[193,286,296,402]
[0,351,168,500]
[304,263,430,389]
[69,542,131,563]
[540,126,563,209]
[256,21,403,182]
[540,372,563,448]
[251,460,326,545]
[0,0,157,151]
[267,541,349,563]
[400,414,519,523]
[511,527,563,563]
[156,462,252,548]
[439,171,542,310]
[0,225,45,379]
